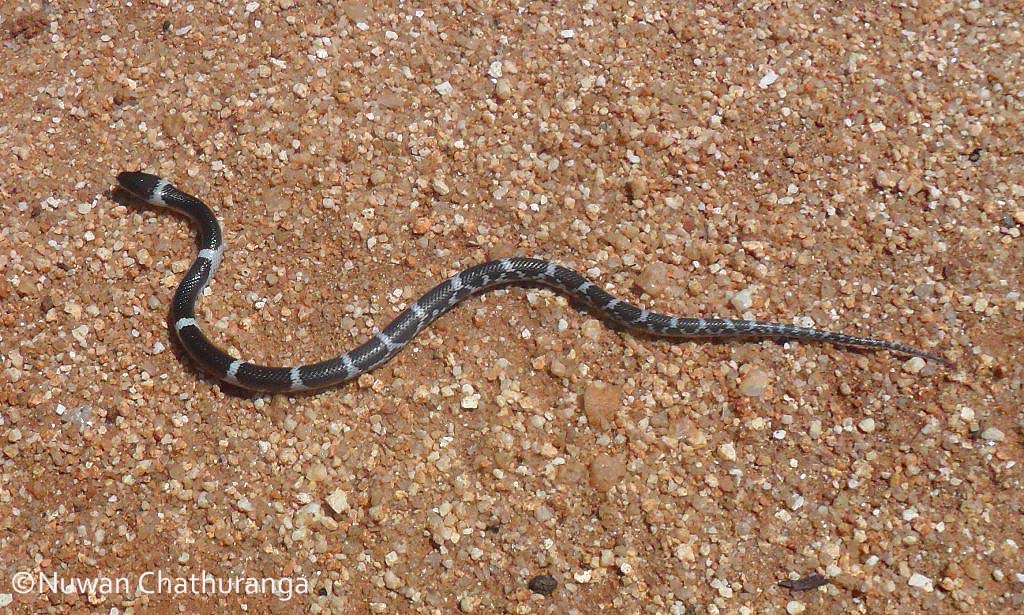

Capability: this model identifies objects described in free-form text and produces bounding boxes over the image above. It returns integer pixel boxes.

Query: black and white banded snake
[116,171,949,393]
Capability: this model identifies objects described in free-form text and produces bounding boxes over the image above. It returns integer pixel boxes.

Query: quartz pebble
[903,356,926,373]
[980,427,1005,442]
[908,573,934,591]
[738,368,770,397]
[759,69,779,88]
[326,489,349,514]
[731,287,754,311]
[494,79,512,100]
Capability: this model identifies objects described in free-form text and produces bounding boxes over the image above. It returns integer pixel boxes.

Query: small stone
[908,572,934,591]
[738,368,770,397]
[582,381,621,430]
[369,169,387,186]
[528,574,557,595]
[432,177,450,196]
[548,357,568,378]
[913,284,934,299]
[731,287,754,311]
[294,502,322,528]
[788,493,804,511]
[786,601,806,615]
[809,419,823,439]
[898,174,924,195]
[589,454,627,492]
[627,175,648,198]
[412,218,433,234]
[759,69,779,88]
[674,544,696,563]
[495,79,512,101]
[980,427,1005,442]
[858,418,876,433]
[306,462,328,483]
[683,421,706,448]
[875,170,897,189]
[487,61,502,78]
[434,81,454,96]
[384,570,402,590]
[903,356,926,373]
[326,489,349,514]
[7,429,21,443]
[636,262,669,296]
[460,395,479,409]
[0,594,11,608]
[718,442,737,462]
[64,301,82,319]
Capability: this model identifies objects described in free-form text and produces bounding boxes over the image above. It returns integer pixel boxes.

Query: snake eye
[117,171,164,199]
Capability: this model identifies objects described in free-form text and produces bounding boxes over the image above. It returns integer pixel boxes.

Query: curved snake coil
[116,171,948,393]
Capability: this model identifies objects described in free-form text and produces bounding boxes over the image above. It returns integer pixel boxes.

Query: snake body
[116,171,947,393]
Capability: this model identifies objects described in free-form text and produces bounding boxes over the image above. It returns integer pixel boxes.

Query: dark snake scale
[117,171,949,393]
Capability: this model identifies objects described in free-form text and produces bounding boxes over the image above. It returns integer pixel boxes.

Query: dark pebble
[528,574,557,595]
[779,572,829,592]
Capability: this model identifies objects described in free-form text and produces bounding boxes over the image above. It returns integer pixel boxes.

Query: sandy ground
[1,1,1022,613]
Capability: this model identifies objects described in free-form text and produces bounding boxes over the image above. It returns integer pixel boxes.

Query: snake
[116,171,949,393]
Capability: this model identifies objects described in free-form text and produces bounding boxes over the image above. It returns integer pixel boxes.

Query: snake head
[117,171,169,207]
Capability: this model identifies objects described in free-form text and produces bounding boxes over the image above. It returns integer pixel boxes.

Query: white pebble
[759,69,779,88]
[326,489,349,514]
[903,356,926,373]
[786,600,805,614]
[980,427,1005,442]
[560,29,575,39]
[435,81,454,96]
[487,61,503,78]
[730,287,754,311]
[908,572,933,591]
[858,418,876,433]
